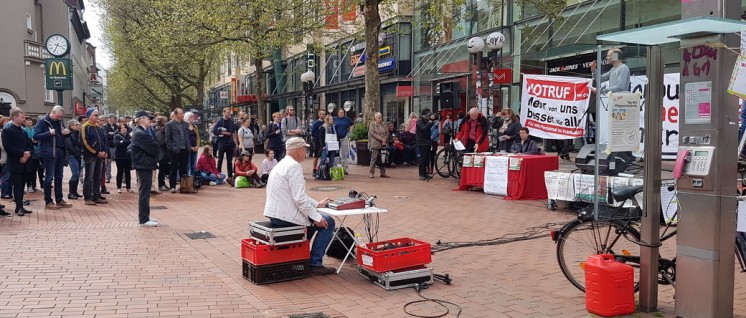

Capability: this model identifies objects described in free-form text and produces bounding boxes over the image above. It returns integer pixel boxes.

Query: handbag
[234,176,250,188]
[325,126,339,151]
[179,175,198,193]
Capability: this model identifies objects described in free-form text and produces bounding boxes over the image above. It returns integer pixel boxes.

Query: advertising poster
[598,74,680,159]
[520,75,592,140]
[607,92,641,152]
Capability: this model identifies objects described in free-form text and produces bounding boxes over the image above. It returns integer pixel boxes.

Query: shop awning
[597,16,746,45]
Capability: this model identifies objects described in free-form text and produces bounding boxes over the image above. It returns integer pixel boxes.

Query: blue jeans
[42,155,65,204]
[318,149,337,168]
[68,157,81,182]
[188,151,198,176]
[269,214,336,267]
[200,171,226,184]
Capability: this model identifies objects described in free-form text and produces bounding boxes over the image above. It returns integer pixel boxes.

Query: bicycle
[435,140,464,179]
[551,185,673,292]
[552,185,746,293]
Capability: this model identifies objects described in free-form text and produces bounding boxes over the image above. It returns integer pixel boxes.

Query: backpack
[315,163,332,180]
[441,121,453,136]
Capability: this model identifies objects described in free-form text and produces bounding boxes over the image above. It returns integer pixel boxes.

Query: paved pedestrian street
[2,156,746,318]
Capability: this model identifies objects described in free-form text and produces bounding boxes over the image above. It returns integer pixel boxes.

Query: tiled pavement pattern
[1,154,745,317]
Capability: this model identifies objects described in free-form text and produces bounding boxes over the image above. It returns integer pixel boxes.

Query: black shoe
[15,208,30,216]
[68,194,79,200]
[1,195,12,200]
[310,266,336,276]
[419,176,427,180]
[0,210,10,217]
[0,204,5,208]
[94,198,108,204]
[23,200,30,206]
[101,189,111,195]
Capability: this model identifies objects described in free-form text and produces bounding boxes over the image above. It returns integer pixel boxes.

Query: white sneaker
[139,220,159,227]
[116,189,122,193]
[25,186,32,193]
[150,218,157,222]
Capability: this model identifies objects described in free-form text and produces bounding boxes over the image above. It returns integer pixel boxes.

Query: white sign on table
[483,156,509,196]
[608,92,641,153]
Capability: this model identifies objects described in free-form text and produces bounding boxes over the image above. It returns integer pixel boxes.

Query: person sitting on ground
[196,145,227,185]
[510,127,540,155]
[261,149,278,184]
[234,151,265,188]
[263,137,336,276]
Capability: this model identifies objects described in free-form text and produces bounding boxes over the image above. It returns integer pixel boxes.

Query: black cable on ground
[431,222,564,254]
[403,283,462,318]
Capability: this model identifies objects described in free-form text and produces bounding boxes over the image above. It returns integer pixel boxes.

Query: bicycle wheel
[451,152,463,178]
[556,219,641,292]
[435,148,451,178]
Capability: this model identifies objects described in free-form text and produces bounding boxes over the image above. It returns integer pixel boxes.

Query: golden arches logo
[48,61,67,77]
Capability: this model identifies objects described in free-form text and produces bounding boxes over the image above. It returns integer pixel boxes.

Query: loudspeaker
[441,92,456,109]
[440,82,459,93]
[574,144,633,176]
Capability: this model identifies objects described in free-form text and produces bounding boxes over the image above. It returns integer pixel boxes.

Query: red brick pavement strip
[0,155,745,317]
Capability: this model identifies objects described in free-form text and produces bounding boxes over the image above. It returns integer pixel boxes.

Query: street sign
[45,58,72,90]
[90,83,104,99]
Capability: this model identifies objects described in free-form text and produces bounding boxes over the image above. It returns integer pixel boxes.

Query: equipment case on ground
[358,265,433,291]
[249,221,306,245]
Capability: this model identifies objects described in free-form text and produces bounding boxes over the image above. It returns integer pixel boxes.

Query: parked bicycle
[552,185,746,293]
[435,140,464,179]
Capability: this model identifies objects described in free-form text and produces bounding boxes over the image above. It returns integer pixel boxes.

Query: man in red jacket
[455,107,489,152]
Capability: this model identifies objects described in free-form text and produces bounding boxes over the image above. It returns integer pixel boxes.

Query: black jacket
[211,117,237,148]
[165,120,190,153]
[33,114,67,159]
[113,133,132,160]
[103,122,117,146]
[65,130,82,159]
[265,122,284,150]
[131,125,159,170]
[155,126,169,161]
[415,117,434,146]
[2,124,33,173]
[495,119,522,152]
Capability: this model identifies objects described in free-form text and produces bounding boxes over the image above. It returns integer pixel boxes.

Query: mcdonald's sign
[45,58,72,90]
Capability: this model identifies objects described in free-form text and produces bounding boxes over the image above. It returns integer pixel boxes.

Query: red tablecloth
[457,155,559,200]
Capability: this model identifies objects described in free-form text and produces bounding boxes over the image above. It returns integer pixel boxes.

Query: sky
[85,0,111,72]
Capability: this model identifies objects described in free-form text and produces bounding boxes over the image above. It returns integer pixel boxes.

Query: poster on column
[483,156,509,196]
[607,92,641,152]
[520,75,592,140]
[597,73,680,159]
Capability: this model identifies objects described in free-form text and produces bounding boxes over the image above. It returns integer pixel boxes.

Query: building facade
[0,0,95,118]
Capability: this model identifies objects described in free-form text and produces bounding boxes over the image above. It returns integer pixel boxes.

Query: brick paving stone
[1,153,746,317]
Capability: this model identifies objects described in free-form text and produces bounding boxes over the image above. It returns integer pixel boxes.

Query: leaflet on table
[508,157,522,170]
[463,154,473,167]
[484,156,509,196]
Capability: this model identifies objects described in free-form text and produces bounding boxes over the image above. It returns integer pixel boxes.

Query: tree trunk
[254,58,267,125]
[362,0,381,127]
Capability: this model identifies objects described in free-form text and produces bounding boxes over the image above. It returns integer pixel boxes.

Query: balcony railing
[24,40,51,62]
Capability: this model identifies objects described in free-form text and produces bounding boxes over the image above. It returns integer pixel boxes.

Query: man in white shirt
[263,137,336,276]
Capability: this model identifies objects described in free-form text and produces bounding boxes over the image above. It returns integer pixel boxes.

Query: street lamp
[486,32,505,115]
[467,37,486,115]
[300,70,315,136]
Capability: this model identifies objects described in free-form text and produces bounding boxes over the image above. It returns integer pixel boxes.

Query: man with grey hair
[34,105,73,209]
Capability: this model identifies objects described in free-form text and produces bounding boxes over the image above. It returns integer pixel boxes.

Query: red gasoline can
[585,254,635,317]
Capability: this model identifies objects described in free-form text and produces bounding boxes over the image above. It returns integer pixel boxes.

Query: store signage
[230,77,238,104]
[220,91,228,99]
[378,58,396,72]
[45,58,72,90]
[352,58,397,77]
[89,72,99,83]
[547,51,611,75]
[237,94,258,103]
[353,46,393,65]
[396,86,414,97]
[493,68,512,84]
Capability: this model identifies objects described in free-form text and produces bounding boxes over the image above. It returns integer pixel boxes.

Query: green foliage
[349,123,369,141]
